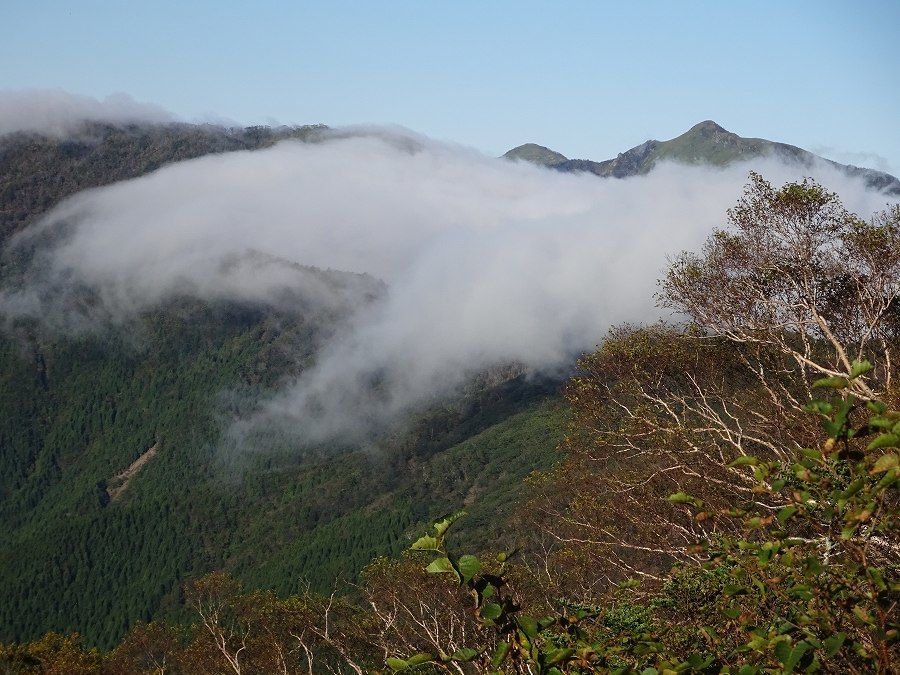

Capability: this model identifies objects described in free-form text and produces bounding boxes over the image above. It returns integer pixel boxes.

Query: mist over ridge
[3,124,896,443]
[0,89,177,137]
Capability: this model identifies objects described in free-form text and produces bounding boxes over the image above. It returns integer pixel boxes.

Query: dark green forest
[0,122,567,650]
[0,123,897,673]
[0,292,565,649]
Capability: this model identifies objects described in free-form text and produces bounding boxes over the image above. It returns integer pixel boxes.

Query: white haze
[0,89,175,137]
[3,130,895,443]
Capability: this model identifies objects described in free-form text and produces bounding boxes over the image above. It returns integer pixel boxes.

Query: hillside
[0,121,328,246]
[1,163,894,673]
[0,121,569,648]
[0,287,565,648]
[504,120,900,194]
[2,118,896,657]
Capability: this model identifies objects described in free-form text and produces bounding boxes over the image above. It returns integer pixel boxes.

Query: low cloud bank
[3,130,894,442]
[0,89,175,137]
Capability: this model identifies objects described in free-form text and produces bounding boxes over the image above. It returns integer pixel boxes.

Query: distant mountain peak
[687,120,729,135]
[502,122,900,195]
[503,143,568,167]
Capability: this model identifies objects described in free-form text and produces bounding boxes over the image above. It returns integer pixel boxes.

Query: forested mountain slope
[2,119,896,664]
[0,122,327,245]
[1,167,895,674]
[0,121,567,648]
[0,287,565,647]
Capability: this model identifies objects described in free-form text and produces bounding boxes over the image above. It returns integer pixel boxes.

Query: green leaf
[839,477,866,500]
[687,653,714,669]
[823,421,840,438]
[812,376,848,389]
[777,505,798,525]
[800,447,823,462]
[747,634,769,650]
[544,648,575,666]
[823,632,846,657]
[729,455,760,467]
[853,604,873,625]
[481,603,502,621]
[802,555,824,575]
[876,468,898,489]
[754,464,772,481]
[825,399,853,438]
[425,557,455,575]
[870,452,898,473]
[491,641,511,667]
[774,640,809,673]
[867,415,895,429]
[668,492,703,507]
[866,434,899,451]
[745,516,769,530]
[867,567,887,591]
[803,400,833,415]
[788,584,813,600]
[518,615,538,639]
[758,541,780,565]
[387,658,410,671]
[432,511,465,537]
[867,400,888,414]
[850,360,873,378]
[410,535,440,551]
[408,653,435,666]
[457,554,481,583]
[450,648,479,662]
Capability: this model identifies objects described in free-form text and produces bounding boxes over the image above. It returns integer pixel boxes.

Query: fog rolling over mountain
[0,89,176,137]
[3,127,896,444]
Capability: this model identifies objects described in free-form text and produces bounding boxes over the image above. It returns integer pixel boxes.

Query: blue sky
[2,0,898,172]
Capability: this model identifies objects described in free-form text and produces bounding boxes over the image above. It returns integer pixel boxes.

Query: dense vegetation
[0,122,567,652]
[0,293,565,650]
[0,123,897,672]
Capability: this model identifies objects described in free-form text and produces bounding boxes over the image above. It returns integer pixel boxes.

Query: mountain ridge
[504,120,900,195]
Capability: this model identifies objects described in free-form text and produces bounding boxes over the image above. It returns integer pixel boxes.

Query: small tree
[525,323,818,596]
[104,622,178,675]
[660,172,900,400]
[395,370,898,673]
[661,365,898,673]
[181,572,376,674]
[526,176,900,593]
[0,632,101,675]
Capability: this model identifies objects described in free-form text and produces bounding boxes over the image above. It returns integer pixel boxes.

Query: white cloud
[4,130,895,442]
[0,89,175,137]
